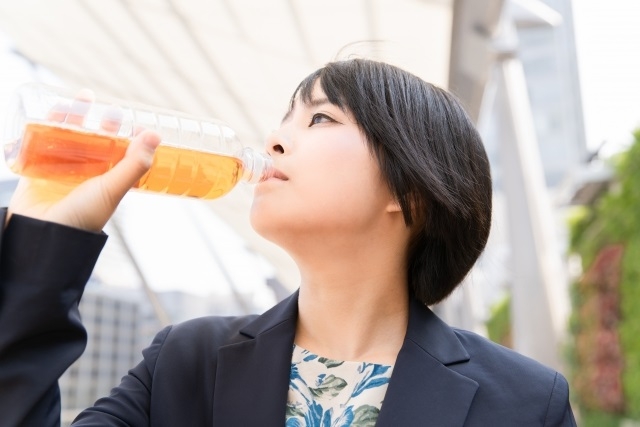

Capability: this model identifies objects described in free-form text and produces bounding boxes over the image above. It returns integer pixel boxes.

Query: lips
[264,167,288,182]
[257,168,288,184]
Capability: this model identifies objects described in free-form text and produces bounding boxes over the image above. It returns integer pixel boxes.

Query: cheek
[295,156,388,228]
[250,136,390,237]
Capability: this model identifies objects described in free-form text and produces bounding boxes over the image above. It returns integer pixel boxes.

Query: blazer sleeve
[0,210,107,427]
[70,325,173,426]
[545,372,578,427]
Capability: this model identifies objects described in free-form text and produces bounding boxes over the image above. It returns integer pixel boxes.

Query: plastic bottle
[2,83,273,199]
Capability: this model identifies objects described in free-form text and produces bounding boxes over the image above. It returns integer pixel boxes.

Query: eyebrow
[281,97,331,123]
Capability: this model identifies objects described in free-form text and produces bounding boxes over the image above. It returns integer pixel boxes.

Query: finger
[132,125,148,137]
[100,105,123,134]
[46,102,70,122]
[65,88,95,126]
[102,129,161,200]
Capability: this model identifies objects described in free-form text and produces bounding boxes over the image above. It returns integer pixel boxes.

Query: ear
[385,199,402,213]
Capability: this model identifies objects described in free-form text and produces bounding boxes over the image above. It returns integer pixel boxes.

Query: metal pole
[490,10,570,370]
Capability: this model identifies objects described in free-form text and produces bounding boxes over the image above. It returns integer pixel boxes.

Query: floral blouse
[286,345,394,427]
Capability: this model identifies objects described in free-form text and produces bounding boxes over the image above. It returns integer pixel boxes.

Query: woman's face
[250,81,399,247]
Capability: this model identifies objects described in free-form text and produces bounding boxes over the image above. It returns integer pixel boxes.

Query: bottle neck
[240,147,274,184]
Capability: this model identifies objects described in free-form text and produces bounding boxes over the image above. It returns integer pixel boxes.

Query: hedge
[568,129,640,424]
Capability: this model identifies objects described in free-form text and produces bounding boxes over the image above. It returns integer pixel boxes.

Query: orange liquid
[11,122,243,199]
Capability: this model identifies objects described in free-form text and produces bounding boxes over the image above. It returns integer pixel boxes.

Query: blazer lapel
[211,294,478,427]
[376,299,479,427]
[212,292,299,426]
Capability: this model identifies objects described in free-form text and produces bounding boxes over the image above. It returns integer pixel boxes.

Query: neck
[292,233,410,365]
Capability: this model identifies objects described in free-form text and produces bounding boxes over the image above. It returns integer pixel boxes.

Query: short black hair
[292,59,492,306]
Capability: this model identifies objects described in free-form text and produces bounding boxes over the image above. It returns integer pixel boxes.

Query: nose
[265,129,290,156]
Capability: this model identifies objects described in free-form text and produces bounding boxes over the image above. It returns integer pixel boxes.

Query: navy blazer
[0,211,577,426]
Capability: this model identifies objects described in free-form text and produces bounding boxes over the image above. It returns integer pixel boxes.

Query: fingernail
[69,99,91,116]
[140,134,157,168]
[75,88,95,102]
[103,105,124,122]
[141,148,155,168]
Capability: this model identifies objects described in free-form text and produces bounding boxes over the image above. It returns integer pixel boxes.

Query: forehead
[292,80,327,108]
[283,80,352,123]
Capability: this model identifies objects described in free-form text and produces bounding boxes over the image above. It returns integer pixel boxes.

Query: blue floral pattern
[286,345,393,427]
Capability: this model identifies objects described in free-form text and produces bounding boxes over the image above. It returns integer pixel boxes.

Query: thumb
[105,129,162,198]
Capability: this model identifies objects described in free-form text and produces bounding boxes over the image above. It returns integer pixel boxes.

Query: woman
[0,59,576,426]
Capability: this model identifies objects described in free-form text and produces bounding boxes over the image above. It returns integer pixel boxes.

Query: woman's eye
[309,113,332,126]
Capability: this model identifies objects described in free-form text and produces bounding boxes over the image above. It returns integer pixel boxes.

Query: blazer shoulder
[144,314,259,368]
[452,327,559,381]
[451,329,569,412]
[450,328,574,424]
[163,314,260,348]
[149,293,298,365]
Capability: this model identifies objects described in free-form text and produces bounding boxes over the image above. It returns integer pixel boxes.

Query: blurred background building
[0,0,639,424]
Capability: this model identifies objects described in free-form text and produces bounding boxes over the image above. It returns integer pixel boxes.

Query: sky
[572,0,640,156]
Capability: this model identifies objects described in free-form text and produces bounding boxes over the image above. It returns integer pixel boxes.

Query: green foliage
[620,240,640,418]
[581,410,622,427]
[568,129,640,424]
[567,205,603,268]
[486,295,511,348]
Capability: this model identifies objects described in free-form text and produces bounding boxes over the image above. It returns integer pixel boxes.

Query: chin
[250,204,308,252]
[249,200,280,241]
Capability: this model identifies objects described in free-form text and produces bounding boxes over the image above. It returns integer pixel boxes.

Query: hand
[7,89,161,232]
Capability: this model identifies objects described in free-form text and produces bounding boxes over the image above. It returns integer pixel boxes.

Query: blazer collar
[375,298,478,427]
[404,297,470,365]
[212,292,478,426]
[211,293,299,426]
[238,290,299,338]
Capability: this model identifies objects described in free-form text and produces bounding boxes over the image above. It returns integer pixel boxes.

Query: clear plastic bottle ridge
[2,83,273,199]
